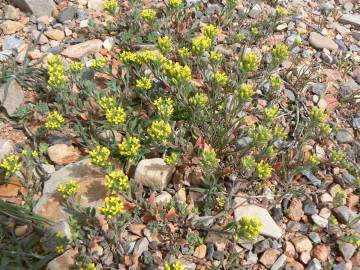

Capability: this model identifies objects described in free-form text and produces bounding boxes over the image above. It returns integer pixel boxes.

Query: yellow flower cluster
[165,261,185,270]
[47,55,66,90]
[250,125,273,145]
[89,56,106,69]
[163,61,192,86]
[136,77,152,91]
[147,119,172,143]
[120,50,166,66]
[308,154,320,166]
[264,106,280,122]
[99,196,124,220]
[69,61,84,74]
[168,0,183,8]
[189,92,208,108]
[239,52,260,73]
[80,262,96,270]
[270,75,282,90]
[158,36,173,54]
[272,44,289,64]
[104,170,129,194]
[209,51,223,63]
[202,24,219,40]
[45,111,65,130]
[21,149,38,158]
[118,136,141,159]
[274,125,287,138]
[141,8,157,23]
[310,107,327,123]
[119,51,138,64]
[154,97,174,119]
[55,244,65,254]
[0,154,22,177]
[164,152,179,166]
[235,216,262,241]
[256,160,273,179]
[103,0,118,13]
[178,47,191,58]
[57,179,80,199]
[98,97,116,110]
[275,7,287,17]
[106,106,127,125]
[237,83,254,102]
[213,70,228,86]
[192,35,212,55]
[89,145,111,167]
[201,148,220,169]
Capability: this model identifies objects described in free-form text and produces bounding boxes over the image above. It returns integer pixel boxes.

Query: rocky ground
[0,0,360,269]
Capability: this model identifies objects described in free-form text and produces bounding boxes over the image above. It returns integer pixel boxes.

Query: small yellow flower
[241,155,256,173]
[272,44,289,64]
[99,196,124,220]
[119,51,139,65]
[237,83,254,102]
[256,160,273,179]
[80,262,96,270]
[165,261,186,270]
[178,47,191,58]
[157,36,173,54]
[0,154,22,177]
[137,50,167,65]
[147,119,172,143]
[201,148,219,169]
[89,145,111,167]
[168,0,183,8]
[153,97,174,119]
[69,61,84,74]
[45,111,65,130]
[105,170,129,194]
[209,51,223,64]
[57,179,80,198]
[103,0,117,13]
[264,106,280,122]
[239,52,260,73]
[55,244,65,254]
[308,154,320,166]
[235,216,262,241]
[213,70,228,87]
[164,152,179,166]
[310,107,327,123]
[136,77,152,91]
[163,61,192,86]
[47,55,66,90]
[98,97,116,111]
[105,106,127,125]
[192,35,212,55]
[118,136,141,159]
[250,125,273,145]
[189,92,208,108]
[273,125,287,138]
[141,8,157,23]
[89,56,106,69]
[275,7,287,17]
[202,24,219,40]
[270,76,282,90]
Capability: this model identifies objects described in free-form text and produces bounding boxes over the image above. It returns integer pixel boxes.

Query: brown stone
[45,29,65,41]
[312,244,330,262]
[352,251,360,266]
[291,235,313,253]
[47,248,78,270]
[288,198,304,221]
[128,224,146,237]
[194,244,207,259]
[284,241,296,257]
[0,20,24,34]
[259,248,281,268]
[286,258,304,270]
[47,144,80,165]
[61,39,103,59]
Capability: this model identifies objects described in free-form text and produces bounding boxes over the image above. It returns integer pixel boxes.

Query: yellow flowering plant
[105,106,127,125]
[57,180,80,199]
[0,154,22,177]
[45,111,65,130]
[235,216,262,241]
[153,97,174,119]
[69,61,84,74]
[239,52,260,73]
[165,261,185,270]
[141,8,157,23]
[192,35,212,55]
[89,56,106,69]
[163,61,192,86]
[104,170,129,194]
[136,77,152,91]
[147,119,172,143]
[89,145,111,168]
[256,160,273,179]
[99,196,124,220]
[103,0,118,14]
[118,136,141,159]
[157,36,173,54]
[47,55,66,90]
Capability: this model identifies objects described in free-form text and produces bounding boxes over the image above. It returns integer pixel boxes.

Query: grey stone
[57,7,76,23]
[336,128,354,144]
[335,40,348,51]
[206,243,214,260]
[76,9,89,20]
[244,252,258,265]
[305,258,322,270]
[179,260,196,270]
[10,0,56,17]
[271,207,283,222]
[308,232,321,244]
[213,251,225,261]
[353,31,360,41]
[311,214,328,228]
[4,5,21,20]
[254,239,270,254]
[353,118,360,129]
[340,77,360,98]
[3,35,24,51]
[0,139,15,161]
[248,4,262,18]
[321,52,333,64]
[304,200,318,215]
[309,32,338,50]
[340,14,360,27]
[237,136,253,148]
[133,237,149,257]
[191,216,215,228]
[271,254,287,270]
[0,80,24,116]
[333,206,358,224]
[339,242,356,261]
[311,83,327,96]
[333,263,347,270]
[302,169,321,186]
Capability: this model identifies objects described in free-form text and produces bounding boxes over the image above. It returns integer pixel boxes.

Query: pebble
[4,5,21,20]
[336,128,354,144]
[291,235,313,253]
[47,144,80,165]
[304,199,318,215]
[133,237,149,257]
[339,242,356,261]
[61,39,103,59]
[309,32,338,50]
[57,7,76,23]
[45,29,65,41]
[259,249,281,268]
[0,139,15,161]
[134,158,175,190]
[244,252,258,265]
[340,14,360,27]
[0,20,24,35]
[3,35,24,51]
[308,232,321,244]
[47,248,78,270]
[312,244,329,262]
[311,83,327,96]
[15,224,28,236]
[320,193,333,203]
[254,239,270,254]
[271,254,287,270]
[0,80,24,116]
[193,244,206,259]
[212,251,225,261]
[305,258,322,270]
[155,191,172,206]
[311,214,328,228]
[288,198,304,222]
[88,0,104,11]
